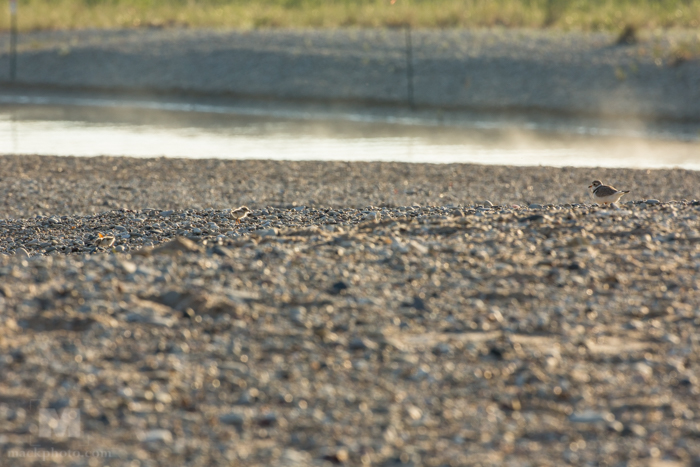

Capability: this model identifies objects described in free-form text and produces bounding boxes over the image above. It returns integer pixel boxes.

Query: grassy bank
[1,0,699,32]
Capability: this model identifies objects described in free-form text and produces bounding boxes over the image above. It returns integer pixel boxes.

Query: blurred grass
[1,0,699,31]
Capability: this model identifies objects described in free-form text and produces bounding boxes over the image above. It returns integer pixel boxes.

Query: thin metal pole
[404,25,414,110]
[10,0,17,81]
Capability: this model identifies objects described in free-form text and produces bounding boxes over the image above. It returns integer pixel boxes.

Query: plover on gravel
[231,206,251,224]
[589,180,630,205]
[94,232,115,248]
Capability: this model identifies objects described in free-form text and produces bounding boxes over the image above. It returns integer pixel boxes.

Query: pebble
[139,429,173,444]
[220,411,248,427]
[13,248,29,258]
[569,411,615,424]
[254,228,278,237]
[349,337,378,351]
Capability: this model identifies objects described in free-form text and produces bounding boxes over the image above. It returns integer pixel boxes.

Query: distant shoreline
[0,28,698,122]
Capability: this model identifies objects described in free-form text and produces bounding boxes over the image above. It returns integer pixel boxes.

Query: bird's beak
[588,185,592,188]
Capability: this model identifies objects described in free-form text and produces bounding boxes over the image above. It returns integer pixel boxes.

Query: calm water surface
[0,94,698,169]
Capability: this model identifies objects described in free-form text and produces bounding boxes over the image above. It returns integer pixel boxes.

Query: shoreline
[0,28,698,122]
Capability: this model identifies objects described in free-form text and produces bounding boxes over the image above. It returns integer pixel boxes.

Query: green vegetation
[1,0,699,31]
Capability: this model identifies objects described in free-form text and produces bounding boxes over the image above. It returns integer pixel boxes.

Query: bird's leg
[236,218,240,224]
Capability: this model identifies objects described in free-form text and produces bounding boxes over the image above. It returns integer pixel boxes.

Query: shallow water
[0,93,699,169]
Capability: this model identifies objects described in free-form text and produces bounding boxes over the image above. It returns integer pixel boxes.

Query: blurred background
[0,0,699,167]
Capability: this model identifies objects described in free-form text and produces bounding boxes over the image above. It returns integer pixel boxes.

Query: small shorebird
[589,180,630,205]
[230,206,251,224]
[95,232,115,248]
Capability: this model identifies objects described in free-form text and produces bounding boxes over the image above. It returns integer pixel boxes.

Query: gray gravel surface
[0,28,698,120]
[1,156,700,465]
[2,155,700,220]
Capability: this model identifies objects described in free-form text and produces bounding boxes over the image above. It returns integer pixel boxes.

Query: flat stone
[220,411,248,426]
[569,411,615,424]
[349,337,378,351]
[139,429,173,444]
[13,248,29,258]
[253,228,278,237]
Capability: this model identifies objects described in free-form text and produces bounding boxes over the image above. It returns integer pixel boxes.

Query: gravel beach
[0,28,699,120]
[1,155,700,465]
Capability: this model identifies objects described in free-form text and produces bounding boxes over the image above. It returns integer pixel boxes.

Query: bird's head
[589,180,602,189]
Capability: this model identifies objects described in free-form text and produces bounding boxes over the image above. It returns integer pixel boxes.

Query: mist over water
[0,95,698,169]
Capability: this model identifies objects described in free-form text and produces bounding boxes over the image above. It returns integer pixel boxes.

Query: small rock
[212,245,234,258]
[146,237,202,256]
[288,306,306,325]
[529,204,543,209]
[323,448,349,463]
[160,210,174,217]
[125,311,176,328]
[139,429,173,444]
[329,281,349,295]
[13,248,29,258]
[646,199,660,205]
[433,342,451,355]
[520,214,545,222]
[403,295,427,311]
[349,337,378,351]
[569,411,615,423]
[220,411,248,426]
[625,424,648,437]
[253,228,278,237]
[634,362,653,380]
[409,240,429,255]
[257,412,278,427]
[407,406,423,420]
[664,333,681,344]
[279,450,313,467]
